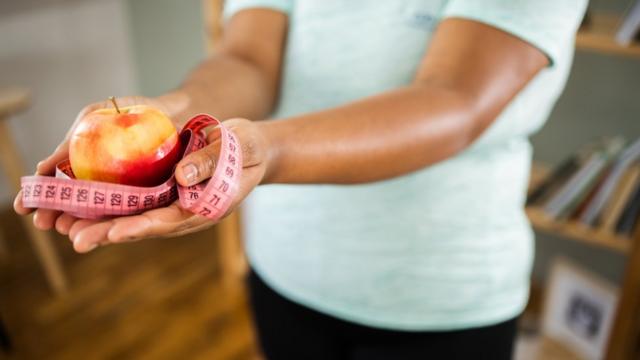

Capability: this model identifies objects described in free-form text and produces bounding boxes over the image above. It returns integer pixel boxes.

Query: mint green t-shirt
[225,0,587,330]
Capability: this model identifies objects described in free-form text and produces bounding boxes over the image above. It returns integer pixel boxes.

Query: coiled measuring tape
[20,114,242,221]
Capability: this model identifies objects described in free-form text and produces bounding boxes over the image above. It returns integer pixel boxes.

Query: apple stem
[109,96,121,114]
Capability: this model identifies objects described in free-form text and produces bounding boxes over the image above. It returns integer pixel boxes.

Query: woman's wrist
[256,119,285,185]
[155,90,191,124]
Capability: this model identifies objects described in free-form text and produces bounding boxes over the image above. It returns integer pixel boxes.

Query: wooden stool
[0,87,68,296]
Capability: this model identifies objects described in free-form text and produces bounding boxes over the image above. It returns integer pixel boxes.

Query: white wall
[0,0,138,204]
[126,0,205,97]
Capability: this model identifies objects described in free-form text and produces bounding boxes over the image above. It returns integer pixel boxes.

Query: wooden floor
[0,206,599,360]
[0,207,259,360]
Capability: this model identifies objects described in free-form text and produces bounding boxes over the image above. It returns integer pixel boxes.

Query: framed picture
[541,257,618,360]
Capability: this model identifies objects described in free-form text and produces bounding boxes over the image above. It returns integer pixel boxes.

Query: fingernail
[75,241,98,253]
[182,163,198,185]
[86,243,98,252]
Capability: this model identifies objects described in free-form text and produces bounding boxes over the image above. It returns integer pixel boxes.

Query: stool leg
[0,120,68,296]
[0,230,7,262]
[215,210,247,289]
[0,316,11,353]
[20,216,69,295]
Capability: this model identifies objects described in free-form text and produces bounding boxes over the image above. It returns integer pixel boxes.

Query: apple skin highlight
[69,105,182,187]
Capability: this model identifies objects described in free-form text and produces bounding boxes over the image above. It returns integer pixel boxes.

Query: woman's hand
[13,95,186,232]
[55,118,271,253]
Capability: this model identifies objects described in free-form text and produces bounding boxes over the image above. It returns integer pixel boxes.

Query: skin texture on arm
[166,8,289,124]
[257,18,548,184]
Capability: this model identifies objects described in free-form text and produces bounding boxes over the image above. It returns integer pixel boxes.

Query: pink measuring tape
[20,114,242,221]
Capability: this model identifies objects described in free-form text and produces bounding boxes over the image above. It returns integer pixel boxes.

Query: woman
[16,0,587,358]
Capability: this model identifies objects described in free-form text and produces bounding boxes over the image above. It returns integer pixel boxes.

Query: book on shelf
[600,165,640,232]
[527,142,602,206]
[542,138,625,219]
[616,0,640,46]
[529,136,640,237]
[580,137,640,225]
[572,167,612,221]
[527,156,581,206]
[615,178,640,236]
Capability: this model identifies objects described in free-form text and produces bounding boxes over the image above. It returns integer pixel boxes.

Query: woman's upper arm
[219,8,289,95]
[415,18,548,128]
[415,0,586,135]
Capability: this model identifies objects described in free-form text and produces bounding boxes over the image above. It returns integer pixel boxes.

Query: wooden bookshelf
[576,12,640,59]
[526,161,640,359]
[526,163,634,254]
[526,208,632,254]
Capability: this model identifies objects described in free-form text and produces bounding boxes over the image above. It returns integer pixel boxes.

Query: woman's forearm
[157,9,288,126]
[260,83,492,185]
[158,53,278,125]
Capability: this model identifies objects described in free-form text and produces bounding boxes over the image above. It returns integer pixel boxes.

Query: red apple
[69,102,181,187]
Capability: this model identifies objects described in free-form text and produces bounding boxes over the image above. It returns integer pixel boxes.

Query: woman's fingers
[13,191,34,215]
[33,209,63,230]
[107,204,192,242]
[72,221,112,253]
[55,212,78,235]
[68,219,100,241]
[175,140,221,187]
[36,140,69,176]
[70,203,195,252]
[174,118,263,187]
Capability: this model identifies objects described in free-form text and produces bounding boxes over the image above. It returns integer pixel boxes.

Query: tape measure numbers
[21,114,242,221]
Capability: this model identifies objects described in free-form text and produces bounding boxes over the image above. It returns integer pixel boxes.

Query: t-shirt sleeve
[442,0,588,66]
[223,0,292,20]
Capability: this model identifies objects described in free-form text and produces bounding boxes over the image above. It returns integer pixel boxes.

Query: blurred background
[0,0,639,359]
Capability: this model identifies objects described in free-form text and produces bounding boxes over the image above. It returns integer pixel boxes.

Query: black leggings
[248,270,518,360]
